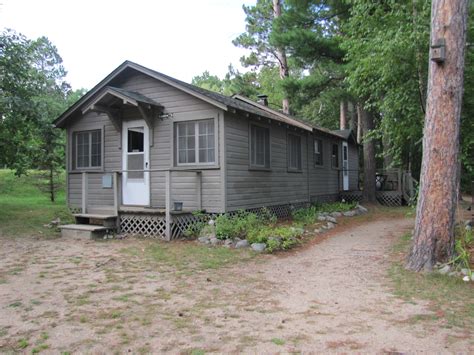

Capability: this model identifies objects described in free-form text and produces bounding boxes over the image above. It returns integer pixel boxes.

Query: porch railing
[69,168,206,240]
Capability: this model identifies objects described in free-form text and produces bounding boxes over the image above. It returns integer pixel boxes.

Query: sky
[1,0,254,90]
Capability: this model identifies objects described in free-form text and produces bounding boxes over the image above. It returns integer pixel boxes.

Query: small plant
[183,211,209,238]
[247,225,301,252]
[215,210,260,239]
[448,227,473,274]
[271,337,285,345]
[18,338,29,349]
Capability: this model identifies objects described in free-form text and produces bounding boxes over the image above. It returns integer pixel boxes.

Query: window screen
[288,134,302,171]
[332,144,339,168]
[314,139,323,166]
[250,124,270,168]
[176,119,215,165]
[75,130,101,169]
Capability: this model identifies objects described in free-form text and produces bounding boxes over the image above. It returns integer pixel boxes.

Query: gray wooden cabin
[55,61,359,239]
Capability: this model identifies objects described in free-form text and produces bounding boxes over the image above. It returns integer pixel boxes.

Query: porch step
[59,224,113,239]
[74,213,118,228]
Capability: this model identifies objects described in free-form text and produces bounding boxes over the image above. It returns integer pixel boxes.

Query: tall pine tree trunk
[340,100,347,130]
[407,0,468,271]
[359,105,376,203]
[273,0,290,114]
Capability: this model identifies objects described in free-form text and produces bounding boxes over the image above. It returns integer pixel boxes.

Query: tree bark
[407,0,468,272]
[273,0,290,114]
[349,101,357,132]
[356,104,363,144]
[360,106,376,203]
[340,100,347,130]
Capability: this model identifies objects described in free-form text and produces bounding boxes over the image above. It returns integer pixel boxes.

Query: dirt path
[0,217,472,353]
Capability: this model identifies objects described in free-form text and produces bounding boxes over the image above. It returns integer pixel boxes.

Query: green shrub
[183,211,209,238]
[215,210,260,239]
[292,202,357,225]
[247,225,301,252]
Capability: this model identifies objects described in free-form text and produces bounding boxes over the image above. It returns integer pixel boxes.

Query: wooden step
[60,224,113,239]
[74,213,117,220]
[74,214,118,228]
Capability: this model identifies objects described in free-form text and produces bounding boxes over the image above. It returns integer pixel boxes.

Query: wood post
[165,170,171,241]
[196,171,202,211]
[113,172,119,215]
[81,172,88,214]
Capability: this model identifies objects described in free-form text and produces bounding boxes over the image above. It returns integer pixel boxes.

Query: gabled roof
[331,129,358,144]
[54,61,348,140]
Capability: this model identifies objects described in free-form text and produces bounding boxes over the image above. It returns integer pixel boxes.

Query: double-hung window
[332,143,339,168]
[75,130,102,169]
[250,124,270,169]
[314,139,323,166]
[288,133,302,171]
[176,119,215,165]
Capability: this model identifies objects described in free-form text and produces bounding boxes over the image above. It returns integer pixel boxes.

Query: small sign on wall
[102,174,113,189]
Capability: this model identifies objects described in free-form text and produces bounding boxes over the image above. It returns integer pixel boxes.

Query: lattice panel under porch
[120,214,167,239]
[339,191,363,204]
[376,191,402,207]
[171,214,205,239]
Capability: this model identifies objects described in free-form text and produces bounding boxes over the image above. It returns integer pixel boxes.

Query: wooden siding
[225,112,309,211]
[225,112,355,211]
[66,71,224,213]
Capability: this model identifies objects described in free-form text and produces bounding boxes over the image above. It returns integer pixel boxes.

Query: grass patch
[0,169,72,237]
[271,337,285,345]
[389,233,474,328]
[122,240,255,271]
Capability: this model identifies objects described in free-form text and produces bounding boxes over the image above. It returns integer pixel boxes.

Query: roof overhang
[54,61,228,128]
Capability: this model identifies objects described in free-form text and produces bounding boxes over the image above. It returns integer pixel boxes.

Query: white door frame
[122,119,150,206]
[342,141,349,191]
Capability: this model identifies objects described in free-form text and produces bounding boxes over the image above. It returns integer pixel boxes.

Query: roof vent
[257,94,268,107]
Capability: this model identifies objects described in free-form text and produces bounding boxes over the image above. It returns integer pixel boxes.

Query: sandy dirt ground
[0,217,472,353]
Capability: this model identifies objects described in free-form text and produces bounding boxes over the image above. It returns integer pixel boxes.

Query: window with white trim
[314,139,323,166]
[74,130,101,169]
[250,124,270,169]
[176,119,215,165]
[288,133,302,171]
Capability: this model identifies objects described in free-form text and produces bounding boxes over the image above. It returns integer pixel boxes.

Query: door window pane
[128,127,144,153]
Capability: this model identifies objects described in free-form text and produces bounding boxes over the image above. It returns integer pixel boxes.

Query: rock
[461,268,470,276]
[208,219,215,226]
[326,222,335,229]
[224,239,233,246]
[210,237,221,246]
[290,227,304,235]
[326,216,337,224]
[320,212,329,216]
[198,236,209,243]
[343,210,356,217]
[357,205,368,213]
[466,224,472,232]
[462,275,470,282]
[251,243,266,252]
[317,216,326,222]
[50,218,61,226]
[314,228,322,233]
[438,265,451,275]
[331,212,342,218]
[235,239,249,249]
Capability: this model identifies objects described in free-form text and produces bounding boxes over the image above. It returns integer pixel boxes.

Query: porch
[339,169,417,206]
[67,169,207,240]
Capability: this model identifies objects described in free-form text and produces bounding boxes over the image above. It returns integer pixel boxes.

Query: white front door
[342,141,349,191]
[122,120,150,205]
